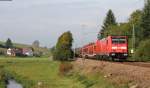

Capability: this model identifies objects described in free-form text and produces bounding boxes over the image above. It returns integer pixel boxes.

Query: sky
[0,0,144,47]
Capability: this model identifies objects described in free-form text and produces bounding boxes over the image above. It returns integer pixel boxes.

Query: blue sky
[0,0,144,47]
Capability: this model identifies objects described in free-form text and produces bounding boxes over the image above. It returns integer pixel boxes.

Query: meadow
[0,57,119,88]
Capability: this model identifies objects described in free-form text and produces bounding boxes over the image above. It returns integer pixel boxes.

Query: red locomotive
[80,36,128,60]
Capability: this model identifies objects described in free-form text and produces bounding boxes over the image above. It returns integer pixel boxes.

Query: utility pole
[131,24,135,54]
[144,0,148,5]
[80,24,87,65]
[145,0,147,3]
[73,43,77,60]
[81,24,86,57]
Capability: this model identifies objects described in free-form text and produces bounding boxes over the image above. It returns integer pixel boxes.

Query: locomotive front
[110,36,128,59]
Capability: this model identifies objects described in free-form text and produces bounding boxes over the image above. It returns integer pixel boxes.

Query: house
[15,48,23,56]
[7,48,33,57]
[22,48,33,56]
[7,48,16,56]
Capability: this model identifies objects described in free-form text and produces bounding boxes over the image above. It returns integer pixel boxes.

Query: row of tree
[0,38,45,57]
[0,38,40,49]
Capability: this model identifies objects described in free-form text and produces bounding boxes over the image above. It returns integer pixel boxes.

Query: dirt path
[73,58,150,88]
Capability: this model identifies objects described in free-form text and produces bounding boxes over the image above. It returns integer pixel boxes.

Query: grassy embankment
[0,65,5,88]
[0,57,122,88]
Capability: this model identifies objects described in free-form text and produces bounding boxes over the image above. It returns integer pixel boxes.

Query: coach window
[94,46,96,50]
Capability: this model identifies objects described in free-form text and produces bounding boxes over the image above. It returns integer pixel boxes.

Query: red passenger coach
[81,43,95,58]
[81,36,128,60]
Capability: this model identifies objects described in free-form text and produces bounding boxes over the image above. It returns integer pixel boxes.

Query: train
[78,36,128,61]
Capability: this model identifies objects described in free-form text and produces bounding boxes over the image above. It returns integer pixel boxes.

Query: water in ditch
[7,79,23,88]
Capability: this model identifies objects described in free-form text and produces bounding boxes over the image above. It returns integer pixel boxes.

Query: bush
[59,62,73,76]
[53,49,73,61]
[53,31,74,61]
[134,39,150,61]
[33,51,43,57]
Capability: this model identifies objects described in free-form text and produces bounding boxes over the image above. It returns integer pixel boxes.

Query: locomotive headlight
[111,53,115,56]
[124,53,128,56]
[112,47,117,49]
[120,47,127,49]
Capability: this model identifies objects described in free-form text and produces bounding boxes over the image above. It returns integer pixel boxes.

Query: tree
[140,0,150,39]
[5,38,13,48]
[32,40,40,47]
[53,31,74,61]
[129,10,142,26]
[98,9,117,39]
[129,10,142,39]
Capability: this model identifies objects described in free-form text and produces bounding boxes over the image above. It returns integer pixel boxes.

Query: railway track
[78,58,150,68]
[117,62,150,68]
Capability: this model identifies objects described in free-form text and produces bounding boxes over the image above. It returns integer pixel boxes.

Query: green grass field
[0,57,119,88]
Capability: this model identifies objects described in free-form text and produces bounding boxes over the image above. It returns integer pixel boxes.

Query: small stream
[6,79,23,88]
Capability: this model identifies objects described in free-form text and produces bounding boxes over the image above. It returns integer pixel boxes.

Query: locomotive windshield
[112,37,126,44]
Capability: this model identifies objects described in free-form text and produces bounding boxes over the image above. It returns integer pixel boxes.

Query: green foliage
[104,23,132,37]
[33,51,43,57]
[53,31,74,61]
[129,10,143,41]
[0,81,5,88]
[5,38,13,48]
[50,46,55,54]
[98,9,117,39]
[134,39,150,61]
[129,10,142,26]
[102,9,117,30]
[140,0,150,39]
[104,10,142,38]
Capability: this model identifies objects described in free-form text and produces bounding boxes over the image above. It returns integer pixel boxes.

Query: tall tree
[32,40,40,47]
[53,31,74,61]
[98,9,117,39]
[129,10,142,41]
[5,38,13,48]
[141,0,150,39]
